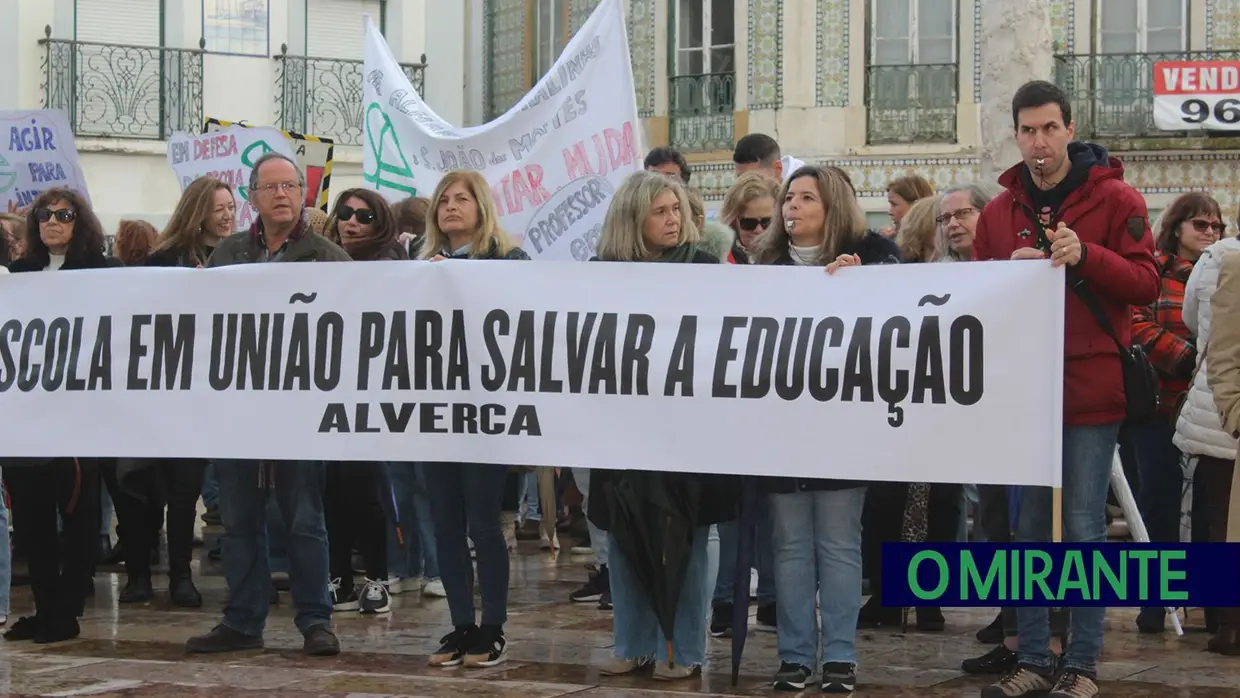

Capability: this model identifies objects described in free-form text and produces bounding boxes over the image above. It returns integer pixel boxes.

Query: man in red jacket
[973,81,1159,698]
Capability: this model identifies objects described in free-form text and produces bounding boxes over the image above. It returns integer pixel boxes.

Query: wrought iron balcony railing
[1054,51,1240,143]
[39,27,205,141]
[669,72,736,152]
[275,46,427,146]
[865,63,959,145]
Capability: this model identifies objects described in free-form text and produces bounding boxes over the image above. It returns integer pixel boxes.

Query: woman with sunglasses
[1129,192,1225,634]
[5,188,118,644]
[719,173,778,264]
[320,188,405,616]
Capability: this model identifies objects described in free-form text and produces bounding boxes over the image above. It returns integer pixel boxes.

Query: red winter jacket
[973,149,1159,426]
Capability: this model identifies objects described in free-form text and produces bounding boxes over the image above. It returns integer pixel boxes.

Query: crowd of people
[2,79,1239,698]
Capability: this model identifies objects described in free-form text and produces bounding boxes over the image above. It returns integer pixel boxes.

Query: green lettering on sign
[237,139,277,203]
[0,154,16,194]
[363,103,418,197]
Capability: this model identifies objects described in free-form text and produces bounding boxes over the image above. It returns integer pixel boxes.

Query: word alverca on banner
[0,261,1065,487]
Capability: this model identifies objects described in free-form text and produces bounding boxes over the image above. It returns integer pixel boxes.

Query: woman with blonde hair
[895,196,941,263]
[421,169,526,672]
[148,176,236,267]
[417,170,527,261]
[586,170,736,681]
[683,187,735,262]
[720,172,778,264]
[752,164,900,693]
[884,174,934,238]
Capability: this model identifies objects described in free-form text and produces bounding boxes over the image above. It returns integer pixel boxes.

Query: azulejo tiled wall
[815,0,849,107]
[1049,0,1074,53]
[748,0,782,109]
[482,0,528,120]
[1207,0,1240,50]
[569,0,600,33]
[627,0,657,117]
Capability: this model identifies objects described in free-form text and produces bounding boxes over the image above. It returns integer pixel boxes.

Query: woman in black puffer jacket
[6,188,119,644]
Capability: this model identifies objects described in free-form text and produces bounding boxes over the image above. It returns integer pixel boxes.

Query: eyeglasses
[935,207,978,226]
[36,208,76,224]
[255,182,302,195]
[336,205,376,225]
[1189,219,1226,235]
[738,216,772,232]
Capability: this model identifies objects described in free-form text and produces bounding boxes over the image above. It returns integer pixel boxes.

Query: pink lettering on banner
[493,166,550,216]
[193,134,238,161]
[562,121,637,179]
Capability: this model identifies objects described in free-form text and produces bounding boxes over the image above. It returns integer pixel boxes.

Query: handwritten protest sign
[0,260,1064,487]
[166,125,298,232]
[0,110,90,210]
[205,119,335,212]
[362,0,642,261]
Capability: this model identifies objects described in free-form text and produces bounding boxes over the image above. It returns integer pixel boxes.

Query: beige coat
[1206,250,1240,540]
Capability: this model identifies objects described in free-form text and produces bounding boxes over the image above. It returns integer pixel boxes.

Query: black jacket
[762,230,902,495]
[9,249,122,272]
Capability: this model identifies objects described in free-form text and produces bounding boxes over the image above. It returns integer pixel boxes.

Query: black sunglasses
[1189,219,1226,235]
[36,208,76,223]
[336,205,375,225]
[738,216,772,232]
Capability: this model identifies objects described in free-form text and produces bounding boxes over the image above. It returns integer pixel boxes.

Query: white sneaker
[0,614,7,626]
[359,578,391,615]
[330,578,360,612]
[423,579,447,597]
[570,545,593,555]
[539,529,559,551]
[385,576,404,595]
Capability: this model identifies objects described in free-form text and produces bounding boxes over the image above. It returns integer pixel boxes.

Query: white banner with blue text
[0,260,1064,487]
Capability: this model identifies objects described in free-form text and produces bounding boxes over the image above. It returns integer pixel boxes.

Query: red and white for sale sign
[1153,61,1240,131]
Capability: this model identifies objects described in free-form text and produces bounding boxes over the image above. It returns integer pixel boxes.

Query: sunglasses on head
[1189,219,1226,235]
[36,208,76,223]
[738,216,772,232]
[336,205,375,225]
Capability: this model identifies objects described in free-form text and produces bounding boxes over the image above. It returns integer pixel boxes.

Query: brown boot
[1206,608,1240,655]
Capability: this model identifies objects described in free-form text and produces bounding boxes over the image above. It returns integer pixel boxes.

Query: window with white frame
[1098,0,1186,55]
[534,0,569,80]
[870,0,956,67]
[674,0,735,77]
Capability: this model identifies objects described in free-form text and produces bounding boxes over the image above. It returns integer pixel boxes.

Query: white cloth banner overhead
[0,261,1064,487]
[361,0,642,261]
[166,125,299,232]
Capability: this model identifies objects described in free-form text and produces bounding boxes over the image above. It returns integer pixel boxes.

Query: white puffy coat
[1173,237,1240,460]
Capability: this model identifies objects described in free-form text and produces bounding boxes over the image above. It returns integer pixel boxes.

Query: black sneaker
[463,623,507,667]
[359,578,391,615]
[302,625,340,656]
[821,662,857,694]
[3,616,39,642]
[570,565,608,603]
[976,611,1005,644]
[429,625,475,667]
[330,578,360,612]
[772,661,812,691]
[186,625,263,654]
[961,645,1018,675]
[710,603,733,638]
[598,588,612,610]
[981,664,1055,698]
[756,602,777,632]
[119,577,154,604]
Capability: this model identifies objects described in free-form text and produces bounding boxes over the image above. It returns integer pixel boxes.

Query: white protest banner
[166,125,299,232]
[1153,60,1240,131]
[0,110,90,210]
[0,261,1064,487]
[362,0,643,261]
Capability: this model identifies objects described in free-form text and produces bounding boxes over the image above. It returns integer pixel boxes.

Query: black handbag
[1069,278,1161,422]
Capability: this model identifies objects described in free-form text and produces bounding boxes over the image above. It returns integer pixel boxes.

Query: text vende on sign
[1153,60,1240,131]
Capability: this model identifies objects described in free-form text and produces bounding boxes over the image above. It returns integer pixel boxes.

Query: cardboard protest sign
[0,110,90,210]
[205,119,335,212]
[166,125,298,232]
[362,0,642,261]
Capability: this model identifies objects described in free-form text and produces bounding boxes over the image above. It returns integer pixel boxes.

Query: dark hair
[643,147,692,184]
[327,187,400,261]
[1155,192,1223,255]
[1011,80,1072,129]
[24,188,106,268]
[113,219,158,265]
[733,133,781,166]
[394,196,430,238]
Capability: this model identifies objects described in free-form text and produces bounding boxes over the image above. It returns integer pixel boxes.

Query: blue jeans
[216,461,331,637]
[387,462,440,581]
[713,497,776,606]
[1015,422,1120,676]
[609,525,712,666]
[772,487,866,667]
[519,469,541,521]
[424,462,509,627]
[0,473,10,616]
[1131,418,1183,544]
[202,462,220,510]
[572,468,609,566]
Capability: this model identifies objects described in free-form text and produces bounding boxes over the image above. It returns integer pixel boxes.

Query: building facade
[483,0,1240,227]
